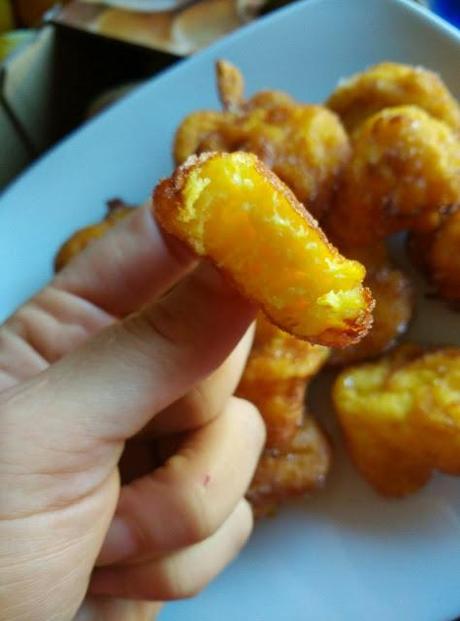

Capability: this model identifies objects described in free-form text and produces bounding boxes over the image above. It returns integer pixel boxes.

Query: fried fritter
[327,62,460,133]
[329,245,414,365]
[237,315,329,447]
[333,344,460,497]
[241,314,330,383]
[54,199,135,271]
[174,111,225,166]
[325,106,460,248]
[247,417,332,518]
[174,60,350,220]
[154,151,374,346]
[409,209,460,303]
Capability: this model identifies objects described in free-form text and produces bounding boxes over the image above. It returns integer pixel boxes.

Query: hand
[0,203,265,621]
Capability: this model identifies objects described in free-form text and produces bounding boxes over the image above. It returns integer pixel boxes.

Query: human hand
[0,203,265,621]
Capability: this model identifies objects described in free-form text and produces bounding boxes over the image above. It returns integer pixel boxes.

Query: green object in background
[0,0,13,32]
[0,29,34,62]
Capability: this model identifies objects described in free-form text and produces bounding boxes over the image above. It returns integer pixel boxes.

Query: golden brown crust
[216,59,245,112]
[334,344,460,497]
[237,315,329,448]
[154,151,374,347]
[327,62,460,133]
[329,245,414,365]
[247,417,331,518]
[173,111,224,167]
[173,60,350,220]
[324,106,460,248]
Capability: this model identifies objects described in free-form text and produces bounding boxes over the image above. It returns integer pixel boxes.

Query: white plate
[1,1,460,619]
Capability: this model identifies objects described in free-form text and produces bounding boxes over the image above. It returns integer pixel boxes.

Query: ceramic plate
[1,1,460,619]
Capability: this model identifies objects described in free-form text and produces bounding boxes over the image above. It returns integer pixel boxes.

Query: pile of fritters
[171,59,460,500]
[55,58,460,508]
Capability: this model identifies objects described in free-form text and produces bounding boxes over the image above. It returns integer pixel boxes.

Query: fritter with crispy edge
[174,60,350,220]
[325,106,460,248]
[327,61,460,133]
[237,314,329,448]
[247,417,332,518]
[154,151,374,346]
[334,344,460,497]
[329,245,414,366]
[54,199,135,271]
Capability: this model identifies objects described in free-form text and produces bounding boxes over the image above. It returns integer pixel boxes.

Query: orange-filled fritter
[54,199,135,271]
[325,106,460,248]
[237,315,329,447]
[174,60,350,220]
[409,209,460,303]
[329,245,414,365]
[334,344,460,497]
[154,151,373,346]
[327,62,460,133]
[247,417,332,518]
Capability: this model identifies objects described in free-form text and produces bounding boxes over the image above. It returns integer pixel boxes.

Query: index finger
[0,203,198,386]
[54,201,197,316]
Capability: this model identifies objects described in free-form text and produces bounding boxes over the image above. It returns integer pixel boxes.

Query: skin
[0,203,266,621]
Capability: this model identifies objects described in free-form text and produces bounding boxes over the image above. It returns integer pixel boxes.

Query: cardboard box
[0,20,178,190]
[0,0,299,190]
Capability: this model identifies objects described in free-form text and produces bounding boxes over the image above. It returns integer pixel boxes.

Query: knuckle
[182,384,218,428]
[174,478,217,546]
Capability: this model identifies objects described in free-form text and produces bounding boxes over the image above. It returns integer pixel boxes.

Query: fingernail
[96,516,138,566]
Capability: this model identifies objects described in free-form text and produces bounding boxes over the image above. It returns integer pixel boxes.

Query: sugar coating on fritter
[154,151,373,346]
[329,245,414,366]
[237,315,329,448]
[54,200,135,271]
[325,106,460,248]
[334,344,460,497]
[174,60,350,220]
[409,210,460,303]
[247,417,332,518]
[327,62,460,133]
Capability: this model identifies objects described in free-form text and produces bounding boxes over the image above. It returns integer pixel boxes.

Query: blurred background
[0,0,458,189]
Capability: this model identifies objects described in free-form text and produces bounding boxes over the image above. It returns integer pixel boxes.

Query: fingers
[97,397,265,566]
[0,204,197,385]
[90,499,253,601]
[141,323,255,436]
[54,202,196,316]
[10,262,256,445]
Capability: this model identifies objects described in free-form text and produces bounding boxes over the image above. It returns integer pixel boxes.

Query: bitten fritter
[237,315,329,448]
[329,245,414,365]
[333,344,460,497]
[154,151,374,346]
[54,199,135,271]
[174,60,350,220]
[409,209,460,303]
[327,62,460,133]
[247,417,332,518]
[325,106,460,248]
